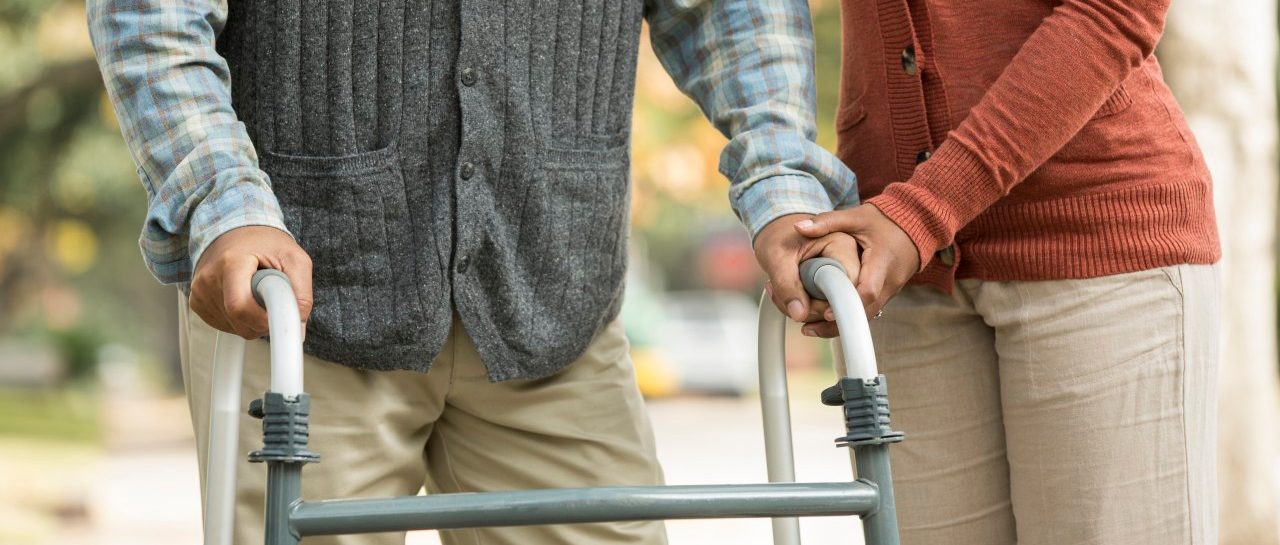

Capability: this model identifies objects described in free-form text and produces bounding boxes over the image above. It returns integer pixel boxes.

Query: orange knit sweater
[836,0,1220,292]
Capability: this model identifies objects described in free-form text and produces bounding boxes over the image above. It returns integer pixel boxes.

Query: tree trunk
[1161,2,1280,544]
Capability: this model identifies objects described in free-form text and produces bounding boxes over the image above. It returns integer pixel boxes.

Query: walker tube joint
[823,375,904,448]
[249,391,321,464]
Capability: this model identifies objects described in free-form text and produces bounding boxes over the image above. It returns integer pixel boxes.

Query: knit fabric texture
[217,0,644,380]
[836,0,1220,292]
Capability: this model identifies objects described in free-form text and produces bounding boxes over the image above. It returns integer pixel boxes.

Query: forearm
[646,0,858,239]
[88,0,287,283]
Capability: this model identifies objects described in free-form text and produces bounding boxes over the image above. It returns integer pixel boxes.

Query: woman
[793,1,1220,543]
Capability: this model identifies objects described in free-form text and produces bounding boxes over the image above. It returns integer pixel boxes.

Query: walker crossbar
[204,258,903,545]
[287,482,880,536]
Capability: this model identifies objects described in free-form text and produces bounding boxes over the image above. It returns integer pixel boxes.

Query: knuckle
[289,250,313,268]
[226,302,256,323]
[216,252,238,270]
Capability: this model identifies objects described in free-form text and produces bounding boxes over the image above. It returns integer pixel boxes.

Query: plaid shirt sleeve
[646,0,858,240]
[87,0,290,284]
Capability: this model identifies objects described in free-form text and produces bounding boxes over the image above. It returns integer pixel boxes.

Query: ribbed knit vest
[216,0,646,380]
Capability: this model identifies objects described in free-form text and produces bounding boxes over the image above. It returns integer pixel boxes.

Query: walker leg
[265,462,302,545]
[854,445,899,545]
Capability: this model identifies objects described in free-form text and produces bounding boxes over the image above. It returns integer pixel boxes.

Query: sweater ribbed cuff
[865,139,1002,271]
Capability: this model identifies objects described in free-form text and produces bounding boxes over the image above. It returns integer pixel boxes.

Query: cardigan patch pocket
[260,145,425,351]
[507,157,630,348]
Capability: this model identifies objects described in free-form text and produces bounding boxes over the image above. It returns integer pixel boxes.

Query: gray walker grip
[252,269,293,307]
[799,257,847,300]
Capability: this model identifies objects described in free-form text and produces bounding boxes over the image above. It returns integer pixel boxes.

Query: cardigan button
[915,150,932,164]
[461,67,478,86]
[937,245,956,267]
[901,45,918,76]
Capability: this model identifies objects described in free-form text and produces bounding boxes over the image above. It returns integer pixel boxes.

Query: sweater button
[901,45,918,76]
[915,150,932,164]
[461,67,478,86]
[937,245,956,267]
[459,162,476,180]
[456,255,471,274]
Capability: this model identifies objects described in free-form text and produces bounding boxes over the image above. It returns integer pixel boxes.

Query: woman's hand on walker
[793,205,919,320]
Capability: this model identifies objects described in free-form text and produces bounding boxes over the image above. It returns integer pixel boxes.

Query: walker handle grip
[247,268,304,398]
[252,268,293,307]
[798,257,846,300]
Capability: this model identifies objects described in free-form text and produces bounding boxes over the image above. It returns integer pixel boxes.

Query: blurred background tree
[0,0,175,396]
[1164,0,1280,542]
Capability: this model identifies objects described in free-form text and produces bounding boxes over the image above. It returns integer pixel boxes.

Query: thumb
[794,209,863,239]
[763,256,812,322]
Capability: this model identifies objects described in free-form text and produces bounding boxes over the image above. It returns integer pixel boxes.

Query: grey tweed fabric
[217,0,644,380]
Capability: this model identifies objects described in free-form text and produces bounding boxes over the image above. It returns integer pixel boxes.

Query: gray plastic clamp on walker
[798,257,906,448]
[823,376,905,448]
[251,268,292,307]
[799,257,846,300]
[248,392,321,464]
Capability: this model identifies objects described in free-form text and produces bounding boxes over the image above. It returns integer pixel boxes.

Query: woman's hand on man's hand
[754,214,861,338]
[793,205,920,321]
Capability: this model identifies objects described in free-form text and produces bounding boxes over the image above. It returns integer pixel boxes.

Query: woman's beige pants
[873,264,1219,545]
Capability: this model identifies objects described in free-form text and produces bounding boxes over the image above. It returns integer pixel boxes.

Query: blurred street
[13,377,864,545]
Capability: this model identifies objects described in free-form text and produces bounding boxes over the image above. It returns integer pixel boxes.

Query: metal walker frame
[203,258,903,544]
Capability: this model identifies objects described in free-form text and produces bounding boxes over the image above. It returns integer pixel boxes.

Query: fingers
[280,251,314,333]
[808,299,832,322]
[856,246,891,319]
[768,263,811,322]
[188,225,313,340]
[801,320,840,338]
[794,208,863,239]
[809,232,862,298]
[220,254,270,339]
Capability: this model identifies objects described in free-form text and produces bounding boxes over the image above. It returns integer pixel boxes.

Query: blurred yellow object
[48,219,98,275]
[0,208,28,258]
[631,348,679,398]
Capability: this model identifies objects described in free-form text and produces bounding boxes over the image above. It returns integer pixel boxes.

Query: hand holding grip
[796,257,878,381]
[248,268,304,398]
[798,257,846,301]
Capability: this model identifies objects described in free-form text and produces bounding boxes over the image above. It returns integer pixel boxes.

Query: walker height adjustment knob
[248,398,265,419]
[247,392,321,464]
[825,375,905,448]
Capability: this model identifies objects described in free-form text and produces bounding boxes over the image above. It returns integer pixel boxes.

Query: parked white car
[648,291,760,396]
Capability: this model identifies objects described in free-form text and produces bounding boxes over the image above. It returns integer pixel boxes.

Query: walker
[202,257,904,544]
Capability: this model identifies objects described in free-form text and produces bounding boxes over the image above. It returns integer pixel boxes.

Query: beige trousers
[872,264,1219,545]
[179,296,668,545]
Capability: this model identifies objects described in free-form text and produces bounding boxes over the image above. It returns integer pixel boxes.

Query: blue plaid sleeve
[645,0,858,240]
[88,0,290,284]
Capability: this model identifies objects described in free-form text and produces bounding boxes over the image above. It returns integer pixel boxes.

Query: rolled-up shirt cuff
[732,174,843,242]
[187,179,292,274]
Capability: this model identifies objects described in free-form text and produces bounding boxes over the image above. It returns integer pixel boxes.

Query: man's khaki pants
[873,264,1219,545]
[179,296,668,545]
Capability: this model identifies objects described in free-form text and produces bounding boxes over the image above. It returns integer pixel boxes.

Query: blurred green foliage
[0,387,99,440]
[0,0,176,388]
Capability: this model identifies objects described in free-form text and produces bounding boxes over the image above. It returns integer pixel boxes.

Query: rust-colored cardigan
[837,0,1220,291]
